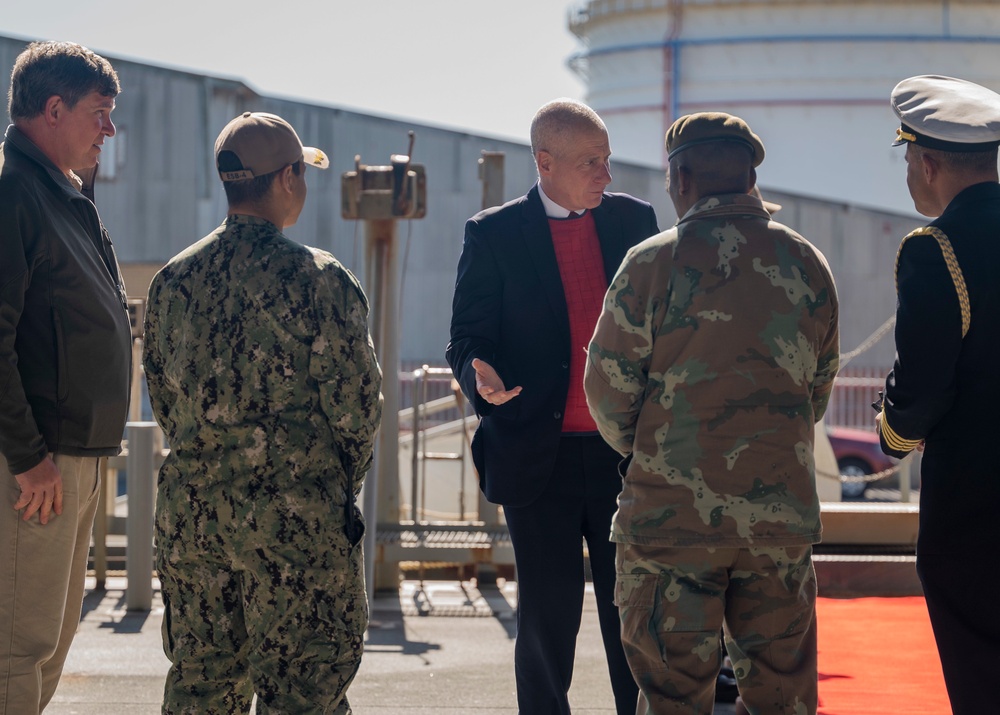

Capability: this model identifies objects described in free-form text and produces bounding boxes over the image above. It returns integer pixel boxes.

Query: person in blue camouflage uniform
[877,76,1000,715]
[143,112,382,715]
[584,113,839,715]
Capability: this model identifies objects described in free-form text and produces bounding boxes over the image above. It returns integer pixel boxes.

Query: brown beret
[665,112,765,167]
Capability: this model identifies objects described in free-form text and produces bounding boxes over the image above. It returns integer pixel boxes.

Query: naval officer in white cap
[877,75,1000,715]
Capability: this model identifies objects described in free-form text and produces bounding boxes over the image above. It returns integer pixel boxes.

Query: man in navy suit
[446,98,659,714]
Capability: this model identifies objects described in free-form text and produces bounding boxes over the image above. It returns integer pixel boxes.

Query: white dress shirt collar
[538,183,586,219]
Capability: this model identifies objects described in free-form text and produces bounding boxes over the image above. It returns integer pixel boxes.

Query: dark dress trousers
[447,184,658,714]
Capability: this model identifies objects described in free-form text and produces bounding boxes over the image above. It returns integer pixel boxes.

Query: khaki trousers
[0,454,101,714]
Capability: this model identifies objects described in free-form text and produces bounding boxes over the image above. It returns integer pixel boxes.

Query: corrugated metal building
[0,33,918,372]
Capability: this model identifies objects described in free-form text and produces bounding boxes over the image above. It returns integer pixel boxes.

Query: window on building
[97,127,126,180]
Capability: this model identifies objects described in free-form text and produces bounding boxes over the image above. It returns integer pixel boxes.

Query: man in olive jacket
[0,42,131,714]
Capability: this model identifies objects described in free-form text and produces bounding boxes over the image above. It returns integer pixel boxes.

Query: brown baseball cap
[215,111,330,182]
[665,112,765,167]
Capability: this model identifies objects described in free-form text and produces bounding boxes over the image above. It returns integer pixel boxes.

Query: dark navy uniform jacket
[880,181,1000,553]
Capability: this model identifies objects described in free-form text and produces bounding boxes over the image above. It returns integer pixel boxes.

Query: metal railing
[93,367,501,609]
[92,422,167,610]
[827,369,888,430]
[94,361,921,608]
[405,366,470,522]
[392,367,510,575]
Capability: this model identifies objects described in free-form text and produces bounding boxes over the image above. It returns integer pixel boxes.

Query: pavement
[47,418,917,713]
[48,577,742,715]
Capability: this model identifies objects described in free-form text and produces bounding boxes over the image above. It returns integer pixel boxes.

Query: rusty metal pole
[475,152,505,587]
[364,218,401,594]
[479,151,505,211]
[343,138,426,599]
[476,151,504,529]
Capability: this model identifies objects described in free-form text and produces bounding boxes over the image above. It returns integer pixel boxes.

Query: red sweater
[549,212,607,433]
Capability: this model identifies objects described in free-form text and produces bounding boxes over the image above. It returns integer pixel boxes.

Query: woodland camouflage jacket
[585,193,839,547]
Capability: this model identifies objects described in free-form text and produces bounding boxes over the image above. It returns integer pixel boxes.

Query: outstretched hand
[472,358,522,405]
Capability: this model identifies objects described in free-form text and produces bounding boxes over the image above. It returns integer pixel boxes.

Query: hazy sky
[4,0,587,143]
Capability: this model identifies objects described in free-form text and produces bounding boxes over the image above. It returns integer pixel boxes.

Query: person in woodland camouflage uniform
[584,112,839,715]
[143,112,382,715]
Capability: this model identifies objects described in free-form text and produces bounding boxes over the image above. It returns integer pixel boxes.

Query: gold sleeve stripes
[895,227,971,338]
[879,405,922,454]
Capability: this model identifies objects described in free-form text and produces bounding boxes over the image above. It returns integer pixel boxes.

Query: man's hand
[472,358,522,405]
[13,456,63,525]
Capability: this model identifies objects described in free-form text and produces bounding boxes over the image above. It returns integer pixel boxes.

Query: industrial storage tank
[567,0,1000,215]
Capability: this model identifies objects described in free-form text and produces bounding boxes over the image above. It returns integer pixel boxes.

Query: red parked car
[826,425,899,499]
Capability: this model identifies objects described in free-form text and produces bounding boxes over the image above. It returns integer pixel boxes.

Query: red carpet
[817,597,949,714]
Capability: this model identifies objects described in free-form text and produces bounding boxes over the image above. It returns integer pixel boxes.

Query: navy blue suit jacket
[446,184,659,507]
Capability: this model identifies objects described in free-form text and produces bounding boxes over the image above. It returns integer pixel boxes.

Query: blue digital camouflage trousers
[156,477,367,714]
[616,543,817,715]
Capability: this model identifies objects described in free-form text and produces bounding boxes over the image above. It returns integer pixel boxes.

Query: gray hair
[530,98,607,159]
[912,143,998,174]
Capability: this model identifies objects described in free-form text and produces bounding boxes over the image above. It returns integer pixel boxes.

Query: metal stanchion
[125,422,158,611]
[93,457,109,589]
[411,366,424,522]
[899,450,921,504]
